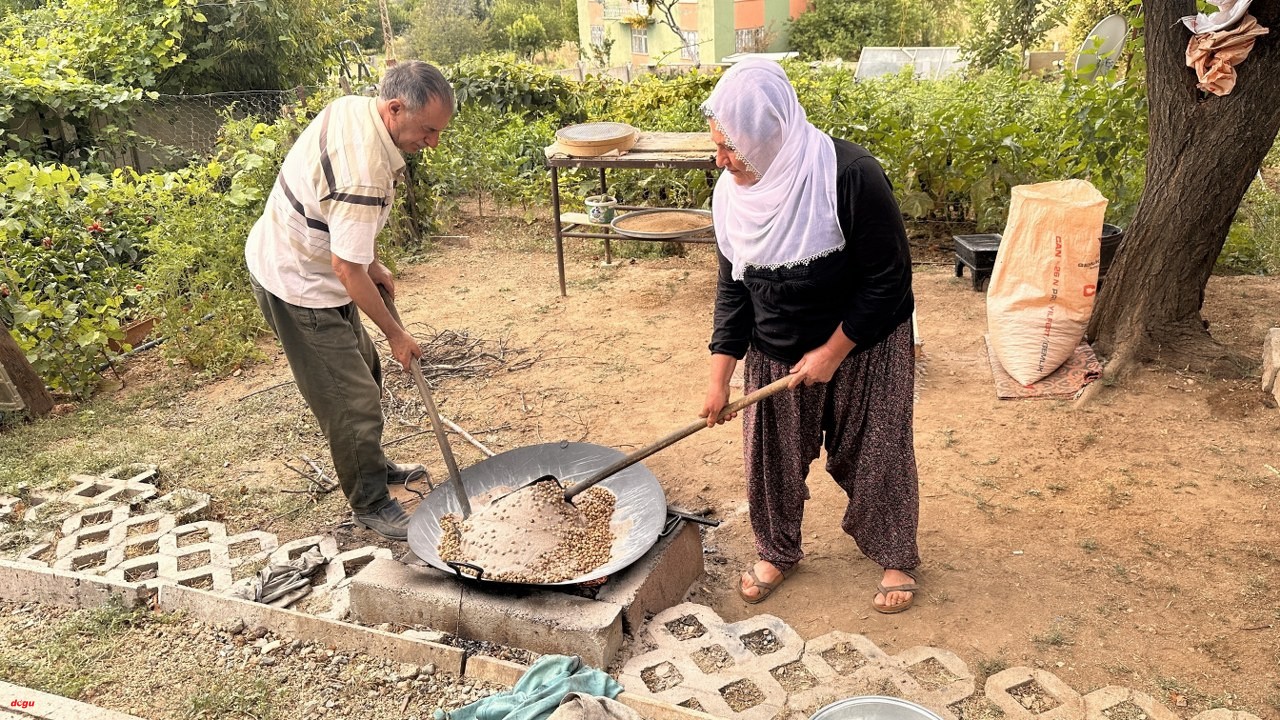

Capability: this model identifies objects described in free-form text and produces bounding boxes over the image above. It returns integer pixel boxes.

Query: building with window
[578,0,808,68]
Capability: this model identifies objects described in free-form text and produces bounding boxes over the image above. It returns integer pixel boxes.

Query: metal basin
[810,697,946,720]
[406,441,667,586]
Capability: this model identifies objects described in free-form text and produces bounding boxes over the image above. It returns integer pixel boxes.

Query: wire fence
[103,89,309,171]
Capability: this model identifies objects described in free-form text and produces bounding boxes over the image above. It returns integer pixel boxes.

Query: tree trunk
[0,321,53,418]
[1088,0,1280,376]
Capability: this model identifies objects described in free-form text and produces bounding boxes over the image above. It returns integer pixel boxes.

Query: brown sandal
[872,570,919,614]
[736,564,792,605]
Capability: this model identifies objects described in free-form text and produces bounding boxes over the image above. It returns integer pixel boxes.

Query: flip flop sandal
[872,579,920,614]
[737,565,791,605]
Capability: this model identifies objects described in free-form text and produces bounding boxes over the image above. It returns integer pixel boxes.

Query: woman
[699,59,921,614]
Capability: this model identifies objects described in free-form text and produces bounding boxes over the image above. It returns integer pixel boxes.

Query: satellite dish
[1074,14,1128,81]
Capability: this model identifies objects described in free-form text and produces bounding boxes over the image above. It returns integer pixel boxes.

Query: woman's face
[709,121,759,186]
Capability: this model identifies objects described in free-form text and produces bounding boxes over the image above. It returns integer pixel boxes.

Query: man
[246,61,455,541]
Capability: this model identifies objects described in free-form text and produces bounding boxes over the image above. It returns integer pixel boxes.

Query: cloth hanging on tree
[1181,0,1254,33]
[1186,14,1270,96]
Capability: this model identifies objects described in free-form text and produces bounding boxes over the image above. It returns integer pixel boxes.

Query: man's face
[386,97,453,153]
[709,121,758,186]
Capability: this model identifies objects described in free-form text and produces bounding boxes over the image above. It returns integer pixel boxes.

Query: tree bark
[1088,0,1280,376]
[0,321,53,418]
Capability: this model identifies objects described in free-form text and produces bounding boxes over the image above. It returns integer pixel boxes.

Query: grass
[184,674,278,720]
[1031,617,1077,647]
[0,598,157,700]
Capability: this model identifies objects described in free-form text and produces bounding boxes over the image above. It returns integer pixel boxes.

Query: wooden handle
[564,375,794,501]
[379,285,472,518]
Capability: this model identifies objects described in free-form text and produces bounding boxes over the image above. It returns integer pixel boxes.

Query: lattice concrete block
[312,545,394,619]
[101,464,159,485]
[1083,687,1178,720]
[52,544,125,574]
[986,667,1085,720]
[173,563,233,591]
[61,472,156,508]
[268,534,341,566]
[0,494,18,520]
[158,521,228,555]
[109,552,179,584]
[14,540,55,567]
[60,504,131,538]
[783,631,904,716]
[620,603,787,719]
[223,530,279,567]
[107,512,177,546]
[894,645,977,713]
[1192,711,1264,720]
[150,490,211,522]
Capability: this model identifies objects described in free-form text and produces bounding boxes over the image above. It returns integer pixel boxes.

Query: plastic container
[1099,223,1124,277]
[809,696,947,720]
[585,195,618,224]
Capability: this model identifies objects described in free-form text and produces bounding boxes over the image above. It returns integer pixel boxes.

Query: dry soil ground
[4,215,1279,717]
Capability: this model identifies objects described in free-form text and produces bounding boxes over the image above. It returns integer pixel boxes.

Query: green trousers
[251,276,395,514]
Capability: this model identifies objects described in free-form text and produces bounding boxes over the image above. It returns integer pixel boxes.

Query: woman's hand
[791,327,856,385]
[700,384,735,427]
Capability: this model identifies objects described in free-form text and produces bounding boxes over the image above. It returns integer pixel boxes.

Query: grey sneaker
[353,500,409,541]
[387,463,428,486]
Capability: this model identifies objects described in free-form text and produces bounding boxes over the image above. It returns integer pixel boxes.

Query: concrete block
[268,534,340,565]
[310,545,394,620]
[100,464,159,485]
[156,583,465,674]
[616,692,724,720]
[465,656,529,686]
[348,558,624,668]
[0,680,143,719]
[51,545,125,575]
[150,490,210,522]
[107,552,178,584]
[596,520,704,634]
[158,521,228,555]
[0,559,151,609]
[894,645,976,710]
[60,472,156,508]
[107,512,177,547]
[14,541,54,567]
[1261,327,1280,394]
[1083,687,1178,720]
[60,504,131,539]
[986,667,1084,720]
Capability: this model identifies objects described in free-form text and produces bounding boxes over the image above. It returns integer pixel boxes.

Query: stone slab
[986,667,1084,720]
[0,559,151,609]
[465,656,529,686]
[596,519,704,635]
[0,681,142,720]
[156,583,465,675]
[348,558,624,668]
[1083,687,1178,720]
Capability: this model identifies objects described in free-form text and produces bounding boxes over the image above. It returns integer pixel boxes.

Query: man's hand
[388,327,422,370]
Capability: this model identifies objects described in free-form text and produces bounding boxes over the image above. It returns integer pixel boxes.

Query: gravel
[0,600,505,720]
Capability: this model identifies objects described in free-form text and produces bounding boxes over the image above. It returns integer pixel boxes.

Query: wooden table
[545,132,719,296]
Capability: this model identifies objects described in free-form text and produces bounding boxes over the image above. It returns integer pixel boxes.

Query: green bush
[0,162,150,396]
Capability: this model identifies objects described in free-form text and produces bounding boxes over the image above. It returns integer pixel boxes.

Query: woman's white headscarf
[701,59,843,281]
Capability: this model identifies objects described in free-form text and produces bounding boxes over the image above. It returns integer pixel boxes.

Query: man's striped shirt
[246,96,406,308]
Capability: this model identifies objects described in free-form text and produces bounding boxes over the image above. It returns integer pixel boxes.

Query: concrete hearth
[348,519,705,668]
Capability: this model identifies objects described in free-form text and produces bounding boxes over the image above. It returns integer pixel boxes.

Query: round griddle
[407,442,667,586]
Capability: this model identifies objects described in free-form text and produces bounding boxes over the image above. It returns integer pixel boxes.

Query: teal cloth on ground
[435,655,623,720]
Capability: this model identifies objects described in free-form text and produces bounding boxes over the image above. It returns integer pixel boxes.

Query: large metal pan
[406,441,668,586]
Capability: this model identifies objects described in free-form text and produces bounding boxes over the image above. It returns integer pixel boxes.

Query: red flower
[0,284,9,298]
[135,284,144,292]
[41,237,52,249]
[87,222,105,234]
